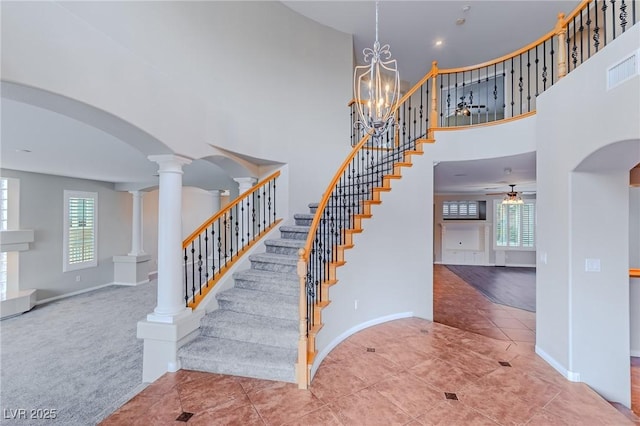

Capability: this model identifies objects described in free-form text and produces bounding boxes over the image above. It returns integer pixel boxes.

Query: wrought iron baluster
[620,0,627,32]
[612,0,617,39]
[184,247,189,306]
[198,235,203,295]
[518,54,523,115]
[526,50,531,112]
[550,37,555,85]
[190,241,195,304]
[594,0,601,52]
[572,17,578,70]
[586,5,592,58]
[510,57,515,117]
[602,0,608,46]
[542,40,548,89]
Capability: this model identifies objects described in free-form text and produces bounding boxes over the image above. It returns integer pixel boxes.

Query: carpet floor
[444,265,536,312]
[0,282,157,425]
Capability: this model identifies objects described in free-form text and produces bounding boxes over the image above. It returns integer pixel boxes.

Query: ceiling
[1,1,580,194]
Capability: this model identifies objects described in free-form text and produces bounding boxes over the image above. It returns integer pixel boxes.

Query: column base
[137,309,204,383]
[146,307,192,324]
[113,254,151,286]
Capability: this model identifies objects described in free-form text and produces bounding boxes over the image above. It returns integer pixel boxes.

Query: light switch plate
[585,258,601,272]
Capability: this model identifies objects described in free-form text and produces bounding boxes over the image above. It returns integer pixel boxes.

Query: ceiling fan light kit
[502,184,524,204]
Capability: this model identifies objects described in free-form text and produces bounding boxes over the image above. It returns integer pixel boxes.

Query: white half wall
[630,187,640,356]
[536,24,640,406]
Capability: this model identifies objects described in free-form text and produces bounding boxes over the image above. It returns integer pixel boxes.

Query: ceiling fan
[455,95,486,116]
[486,184,534,204]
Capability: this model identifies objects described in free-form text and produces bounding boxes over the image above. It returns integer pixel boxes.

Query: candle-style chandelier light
[353,1,400,142]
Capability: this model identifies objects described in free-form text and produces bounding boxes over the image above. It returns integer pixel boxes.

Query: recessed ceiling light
[462,5,471,12]
[15,149,32,153]
[456,18,466,25]
[434,40,443,47]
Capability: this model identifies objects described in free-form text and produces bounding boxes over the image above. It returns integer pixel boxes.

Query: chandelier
[502,184,524,204]
[353,1,400,142]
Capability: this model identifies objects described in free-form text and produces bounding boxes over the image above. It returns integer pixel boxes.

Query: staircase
[177,206,315,383]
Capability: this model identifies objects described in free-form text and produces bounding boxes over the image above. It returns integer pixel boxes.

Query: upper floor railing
[349,0,637,138]
[182,171,281,309]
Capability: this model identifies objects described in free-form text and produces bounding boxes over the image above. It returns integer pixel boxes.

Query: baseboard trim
[113,279,150,287]
[35,282,116,306]
[311,311,413,379]
[535,344,581,382]
[631,349,640,357]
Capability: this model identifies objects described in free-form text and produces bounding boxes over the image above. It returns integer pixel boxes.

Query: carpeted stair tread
[279,225,310,241]
[233,269,298,296]
[178,336,296,383]
[216,288,297,320]
[264,239,306,255]
[200,310,298,349]
[279,225,310,233]
[249,253,298,274]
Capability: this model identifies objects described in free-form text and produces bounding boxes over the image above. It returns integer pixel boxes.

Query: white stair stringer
[178,206,312,383]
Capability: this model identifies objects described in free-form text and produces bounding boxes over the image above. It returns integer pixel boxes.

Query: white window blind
[64,191,97,271]
[0,178,7,297]
[443,200,479,219]
[495,200,535,249]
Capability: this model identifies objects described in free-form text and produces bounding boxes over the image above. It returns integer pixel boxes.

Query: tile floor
[102,265,638,425]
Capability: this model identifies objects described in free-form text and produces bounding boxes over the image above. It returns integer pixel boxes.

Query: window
[495,200,535,249]
[64,191,97,271]
[443,200,481,219]
[1,178,7,297]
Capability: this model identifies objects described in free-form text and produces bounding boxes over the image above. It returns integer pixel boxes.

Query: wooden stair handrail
[183,170,281,248]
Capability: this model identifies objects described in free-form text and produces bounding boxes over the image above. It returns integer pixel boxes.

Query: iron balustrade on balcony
[182,171,281,309]
[565,0,638,73]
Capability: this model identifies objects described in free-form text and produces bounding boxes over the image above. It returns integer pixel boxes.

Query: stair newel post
[296,248,310,389]
[429,61,439,138]
[555,13,568,79]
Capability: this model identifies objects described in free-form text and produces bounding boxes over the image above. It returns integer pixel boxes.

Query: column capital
[148,154,192,174]
[233,177,258,185]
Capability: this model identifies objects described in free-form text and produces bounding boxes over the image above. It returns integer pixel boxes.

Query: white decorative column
[137,154,204,383]
[210,189,221,213]
[129,190,145,256]
[113,190,150,286]
[234,177,257,195]
[233,177,257,245]
[148,155,192,322]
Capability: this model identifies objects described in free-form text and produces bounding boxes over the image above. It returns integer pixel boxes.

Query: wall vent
[607,51,638,90]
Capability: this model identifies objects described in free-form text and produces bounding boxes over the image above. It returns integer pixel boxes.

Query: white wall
[630,187,640,356]
[1,1,353,215]
[0,169,131,301]
[314,145,435,375]
[536,24,640,405]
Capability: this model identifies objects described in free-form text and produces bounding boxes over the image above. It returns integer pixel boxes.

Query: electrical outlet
[75,275,81,282]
